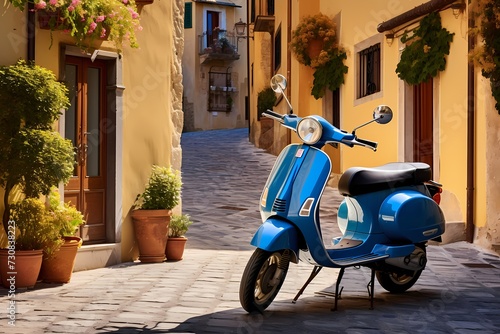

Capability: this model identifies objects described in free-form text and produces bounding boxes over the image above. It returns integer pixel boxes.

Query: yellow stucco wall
[0,2,182,263]
[250,1,480,235]
[182,0,248,132]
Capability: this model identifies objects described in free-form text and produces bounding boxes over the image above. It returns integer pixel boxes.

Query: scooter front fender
[250,218,299,260]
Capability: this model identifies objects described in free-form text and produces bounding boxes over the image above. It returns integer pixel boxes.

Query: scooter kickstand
[331,267,345,311]
[292,265,322,303]
[366,269,375,310]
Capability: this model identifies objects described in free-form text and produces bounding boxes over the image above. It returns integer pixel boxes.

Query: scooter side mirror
[270,74,287,93]
[270,74,293,113]
[373,105,393,124]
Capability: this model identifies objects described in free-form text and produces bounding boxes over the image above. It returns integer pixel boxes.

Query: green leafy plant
[396,12,454,85]
[8,0,141,52]
[470,0,500,113]
[290,13,348,99]
[47,187,85,238]
[168,214,193,238]
[0,60,75,234]
[257,87,277,119]
[312,50,348,99]
[134,165,182,210]
[9,198,63,257]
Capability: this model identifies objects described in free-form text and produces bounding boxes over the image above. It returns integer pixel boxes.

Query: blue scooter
[239,74,445,313]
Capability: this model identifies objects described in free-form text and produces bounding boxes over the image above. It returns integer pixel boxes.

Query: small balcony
[199,29,240,64]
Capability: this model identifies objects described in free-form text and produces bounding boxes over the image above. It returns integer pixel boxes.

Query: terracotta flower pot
[307,39,324,61]
[165,237,187,261]
[131,209,171,263]
[0,249,43,289]
[39,236,82,283]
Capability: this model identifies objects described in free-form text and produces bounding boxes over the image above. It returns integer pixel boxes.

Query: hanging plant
[470,0,500,113]
[8,0,141,52]
[290,13,348,99]
[396,12,454,85]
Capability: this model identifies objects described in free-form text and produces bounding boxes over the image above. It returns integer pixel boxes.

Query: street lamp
[234,19,253,42]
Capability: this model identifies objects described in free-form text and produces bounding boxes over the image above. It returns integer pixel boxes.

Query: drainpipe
[27,2,35,61]
[466,11,475,243]
[246,0,251,135]
[287,0,292,144]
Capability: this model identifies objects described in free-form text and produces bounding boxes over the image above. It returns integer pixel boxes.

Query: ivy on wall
[473,0,500,113]
[396,12,454,85]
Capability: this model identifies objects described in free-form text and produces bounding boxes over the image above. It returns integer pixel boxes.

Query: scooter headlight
[297,117,322,145]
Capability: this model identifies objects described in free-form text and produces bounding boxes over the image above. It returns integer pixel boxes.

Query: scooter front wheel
[239,248,290,313]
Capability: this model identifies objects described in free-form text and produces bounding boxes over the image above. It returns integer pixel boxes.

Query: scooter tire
[239,248,290,313]
[375,269,423,293]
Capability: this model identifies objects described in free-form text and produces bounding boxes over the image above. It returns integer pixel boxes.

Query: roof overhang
[193,0,242,8]
[253,15,275,33]
[377,0,460,33]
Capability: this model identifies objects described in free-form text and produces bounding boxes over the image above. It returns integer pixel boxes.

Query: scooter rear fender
[250,218,299,263]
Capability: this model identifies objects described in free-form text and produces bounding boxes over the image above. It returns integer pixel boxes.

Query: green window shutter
[184,2,193,29]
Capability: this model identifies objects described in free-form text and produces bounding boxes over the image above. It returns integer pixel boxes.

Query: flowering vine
[8,0,142,52]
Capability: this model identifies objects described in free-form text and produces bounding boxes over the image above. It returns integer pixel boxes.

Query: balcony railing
[199,29,240,62]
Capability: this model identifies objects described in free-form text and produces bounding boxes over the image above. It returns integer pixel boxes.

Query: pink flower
[122,0,128,4]
[68,5,74,11]
[35,0,47,9]
[71,0,80,6]
[100,28,107,38]
[88,22,97,34]
[49,0,57,5]
[128,7,139,19]
[96,15,105,23]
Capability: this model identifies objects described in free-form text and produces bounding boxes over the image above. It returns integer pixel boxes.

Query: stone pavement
[1,128,500,334]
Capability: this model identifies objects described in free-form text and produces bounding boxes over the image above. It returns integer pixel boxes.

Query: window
[184,2,192,29]
[267,0,274,15]
[251,0,255,22]
[274,26,281,72]
[358,43,380,99]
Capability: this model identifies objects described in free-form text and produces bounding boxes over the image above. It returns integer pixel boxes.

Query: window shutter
[184,2,193,29]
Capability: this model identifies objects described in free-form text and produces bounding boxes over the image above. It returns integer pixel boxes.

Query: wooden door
[207,10,220,46]
[413,79,433,173]
[64,56,107,244]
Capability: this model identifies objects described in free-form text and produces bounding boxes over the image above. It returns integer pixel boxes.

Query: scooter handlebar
[352,137,378,151]
[262,109,284,121]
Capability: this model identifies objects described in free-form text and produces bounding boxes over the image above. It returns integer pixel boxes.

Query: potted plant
[131,165,182,263]
[8,0,141,52]
[220,37,235,54]
[0,60,75,238]
[39,188,85,283]
[0,198,61,288]
[290,13,348,99]
[257,87,277,119]
[0,60,75,288]
[165,213,192,261]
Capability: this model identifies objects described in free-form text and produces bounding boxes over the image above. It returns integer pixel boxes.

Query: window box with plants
[131,165,182,263]
[0,60,75,288]
[165,213,193,261]
[8,0,141,52]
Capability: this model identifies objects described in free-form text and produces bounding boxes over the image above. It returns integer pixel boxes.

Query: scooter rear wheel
[375,269,423,293]
[239,249,290,313]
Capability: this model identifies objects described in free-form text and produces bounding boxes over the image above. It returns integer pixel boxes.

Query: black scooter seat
[338,162,432,196]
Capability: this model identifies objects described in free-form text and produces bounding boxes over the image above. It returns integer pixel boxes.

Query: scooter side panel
[288,148,331,219]
[379,190,445,243]
[260,144,305,220]
[250,218,299,256]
